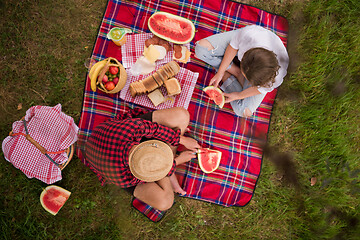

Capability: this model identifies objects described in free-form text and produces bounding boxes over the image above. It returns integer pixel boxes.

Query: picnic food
[148,11,195,44]
[173,45,191,63]
[105,81,116,91]
[147,89,165,106]
[203,86,226,108]
[89,59,108,91]
[129,61,180,97]
[109,66,119,75]
[130,56,156,76]
[40,185,71,215]
[144,45,160,63]
[164,77,181,96]
[131,43,168,76]
[197,148,222,173]
[89,57,127,93]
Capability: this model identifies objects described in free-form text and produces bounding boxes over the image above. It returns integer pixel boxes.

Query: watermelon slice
[40,185,71,215]
[203,86,225,108]
[148,11,195,44]
[197,148,222,173]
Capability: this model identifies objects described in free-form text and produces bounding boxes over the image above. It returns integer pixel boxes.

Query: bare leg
[195,39,214,51]
[196,39,244,87]
[152,107,190,135]
[133,177,174,211]
[244,108,253,117]
[151,107,190,194]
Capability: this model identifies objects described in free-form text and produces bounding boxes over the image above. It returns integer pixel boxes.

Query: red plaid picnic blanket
[77,0,288,220]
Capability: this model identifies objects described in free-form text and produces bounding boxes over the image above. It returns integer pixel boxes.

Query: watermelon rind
[198,148,222,173]
[148,11,196,44]
[203,86,225,108]
[40,185,71,216]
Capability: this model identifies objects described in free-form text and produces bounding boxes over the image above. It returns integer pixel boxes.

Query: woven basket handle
[9,118,67,169]
[25,134,47,154]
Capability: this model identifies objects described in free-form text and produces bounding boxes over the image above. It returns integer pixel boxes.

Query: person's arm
[223,86,261,103]
[210,45,238,87]
[179,135,200,152]
[174,150,196,165]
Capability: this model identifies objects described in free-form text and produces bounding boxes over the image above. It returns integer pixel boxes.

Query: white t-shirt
[230,25,289,94]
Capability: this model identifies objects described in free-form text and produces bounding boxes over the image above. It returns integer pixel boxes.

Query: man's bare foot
[169,174,186,195]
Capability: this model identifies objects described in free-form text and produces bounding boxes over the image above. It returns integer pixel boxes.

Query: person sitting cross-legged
[84,107,200,211]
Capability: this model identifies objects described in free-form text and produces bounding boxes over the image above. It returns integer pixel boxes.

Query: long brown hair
[240,48,279,88]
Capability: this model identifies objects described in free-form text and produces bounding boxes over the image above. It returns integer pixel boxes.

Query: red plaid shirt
[84,108,180,188]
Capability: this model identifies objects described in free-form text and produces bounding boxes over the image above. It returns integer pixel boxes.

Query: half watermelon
[148,11,195,44]
[198,148,222,173]
[203,86,225,108]
[40,185,71,215]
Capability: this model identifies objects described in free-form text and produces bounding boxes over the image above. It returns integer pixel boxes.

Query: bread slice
[147,89,165,106]
[130,81,147,97]
[164,78,181,96]
[156,69,167,85]
[142,75,158,93]
[167,61,180,76]
[152,72,163,86]
[129,84,137,97]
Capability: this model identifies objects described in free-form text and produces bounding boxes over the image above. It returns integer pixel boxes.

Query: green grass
[1,0,359,239]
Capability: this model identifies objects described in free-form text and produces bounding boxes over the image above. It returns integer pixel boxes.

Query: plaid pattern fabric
[84,108,179,188]
[132,197,166,222]
[77,0,288,221]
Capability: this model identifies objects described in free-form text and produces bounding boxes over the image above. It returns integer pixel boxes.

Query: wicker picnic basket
[97,57,127,94]
[9,116,74,171]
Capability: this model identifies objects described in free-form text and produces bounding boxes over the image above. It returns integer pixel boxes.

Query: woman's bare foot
[169,174,186,195]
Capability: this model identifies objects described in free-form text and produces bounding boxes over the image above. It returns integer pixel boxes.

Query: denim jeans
[194,30,265,117]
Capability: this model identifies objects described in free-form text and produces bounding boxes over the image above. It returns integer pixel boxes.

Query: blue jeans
[195,30,266,117]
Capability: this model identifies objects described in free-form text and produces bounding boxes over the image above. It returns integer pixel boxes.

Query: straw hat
[128,140,173,182]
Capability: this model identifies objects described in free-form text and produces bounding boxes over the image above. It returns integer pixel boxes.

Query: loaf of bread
[129,61,180,97]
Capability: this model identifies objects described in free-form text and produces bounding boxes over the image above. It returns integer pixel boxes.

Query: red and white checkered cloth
[119,33,198,110]
[2,104,79,184]
[120,67,198,110]
[121,33,190,68]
